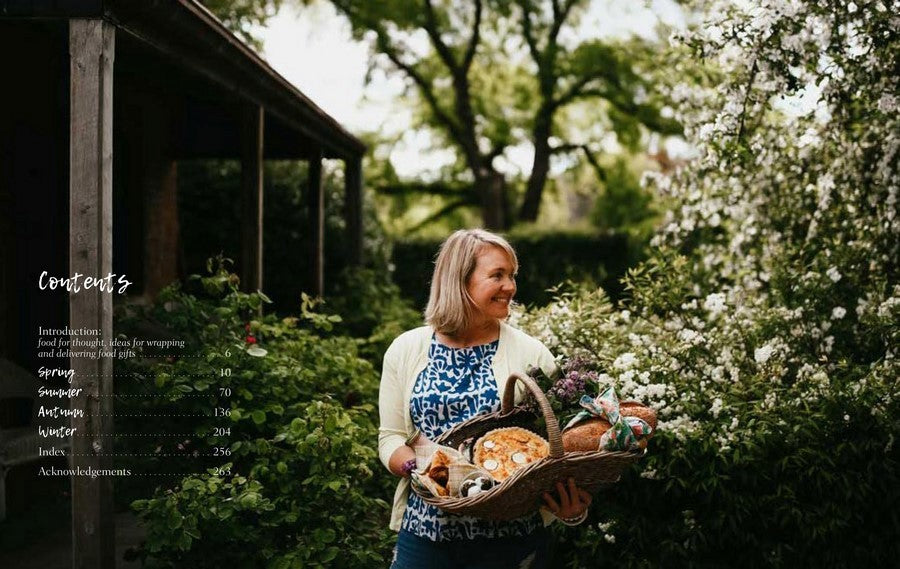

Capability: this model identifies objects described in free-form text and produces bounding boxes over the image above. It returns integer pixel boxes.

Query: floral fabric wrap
[563,385,652,451]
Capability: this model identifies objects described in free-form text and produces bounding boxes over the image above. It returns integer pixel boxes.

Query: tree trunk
[477,171,509,230]
[519,115,552,223]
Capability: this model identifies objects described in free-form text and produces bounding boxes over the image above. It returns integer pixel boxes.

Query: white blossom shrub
[514,1,898,566]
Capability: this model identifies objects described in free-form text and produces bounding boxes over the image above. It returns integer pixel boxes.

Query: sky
[254,0,686,178]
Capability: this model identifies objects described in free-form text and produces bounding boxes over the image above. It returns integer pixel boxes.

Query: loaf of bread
[562,417,612,452]
[562,402,657,452]
[621,402,658,430]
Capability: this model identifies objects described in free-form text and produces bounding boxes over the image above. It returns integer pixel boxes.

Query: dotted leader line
[90,414,207,417]
[73,374,218,378]
[136,355,208,358]
[67,453,218,457]
[131,473,203,476]
[73,433,205,437]
[97,394,221,398]
[59,354,210,360]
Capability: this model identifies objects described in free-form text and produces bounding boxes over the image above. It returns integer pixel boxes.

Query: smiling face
[466,245,517,324]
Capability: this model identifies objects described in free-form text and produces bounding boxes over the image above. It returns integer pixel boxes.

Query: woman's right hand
[388,445,417,477]
[388,432,437,477]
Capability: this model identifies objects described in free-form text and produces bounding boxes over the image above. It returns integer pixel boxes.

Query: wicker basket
[413,372,645,520]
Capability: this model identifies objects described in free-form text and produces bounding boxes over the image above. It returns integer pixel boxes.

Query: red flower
[245,335,257,344]
[245,323,251,333]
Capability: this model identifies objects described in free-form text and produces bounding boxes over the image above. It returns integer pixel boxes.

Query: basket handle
[501,371,564,459]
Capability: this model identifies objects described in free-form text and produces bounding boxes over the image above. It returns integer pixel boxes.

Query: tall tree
[331,0,680,229]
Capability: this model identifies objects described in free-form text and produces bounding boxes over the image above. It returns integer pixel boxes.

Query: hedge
[392,229,639,310]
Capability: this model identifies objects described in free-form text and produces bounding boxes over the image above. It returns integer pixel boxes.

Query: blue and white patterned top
[401,334,542,541]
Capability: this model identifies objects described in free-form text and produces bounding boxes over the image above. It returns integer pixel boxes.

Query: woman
[379,229,592,569]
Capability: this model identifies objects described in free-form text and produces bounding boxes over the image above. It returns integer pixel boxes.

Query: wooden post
[69,18,115,569]
[344,157,363,267]
[307,149,324,297]
[140,93,179,298]
[240,104,264,293]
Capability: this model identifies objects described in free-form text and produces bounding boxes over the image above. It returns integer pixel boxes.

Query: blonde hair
[424,229,518,336]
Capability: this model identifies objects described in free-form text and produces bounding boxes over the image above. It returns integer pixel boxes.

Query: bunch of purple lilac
[549,357,600,406]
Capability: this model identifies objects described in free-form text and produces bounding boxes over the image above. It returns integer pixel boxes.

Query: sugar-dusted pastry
[473,427,549,482]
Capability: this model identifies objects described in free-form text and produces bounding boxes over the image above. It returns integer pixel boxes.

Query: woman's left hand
[542,477,592,521]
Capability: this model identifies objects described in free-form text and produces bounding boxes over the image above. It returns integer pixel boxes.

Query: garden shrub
[510,1,899,567]
[590,156,661,241]
[324,267,423,366]
[114,258,395,567]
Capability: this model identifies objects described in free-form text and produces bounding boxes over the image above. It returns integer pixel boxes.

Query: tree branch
[376,181,473,197]
[487,142,507,164]
[406,196,477,233]
[550,143,607,181]
[517,0,542,66]
[554,73,606,108]
[422,0,460,73]
[736,56,759,143]
[375,32,463,143]
[549,0,578,48]
[580,145,607,182]
[421,0,484,171]
[549,143,583,154]
[461,0,482,73]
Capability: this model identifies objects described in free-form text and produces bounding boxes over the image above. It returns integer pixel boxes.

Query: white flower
[878,93,897,113]
[710,397,724,418]
[832,306,846,319]
[678,328,703,345]
[754,343,775,364]
[703,293,728,316]
[826,266,842,282]
[613,352,637,370]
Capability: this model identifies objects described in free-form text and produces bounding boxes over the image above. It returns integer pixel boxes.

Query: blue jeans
[389,528,552,569]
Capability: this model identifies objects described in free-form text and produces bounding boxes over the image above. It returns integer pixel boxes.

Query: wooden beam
[307,150,324,297]
[240,104,264,293]
[128,87,179,298]
[0,1,103,17]
[104,0,366,161]
[69,18,115,569]
[344,157,364,267]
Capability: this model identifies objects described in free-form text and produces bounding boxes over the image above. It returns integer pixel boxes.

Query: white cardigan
[378,321,558,531]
